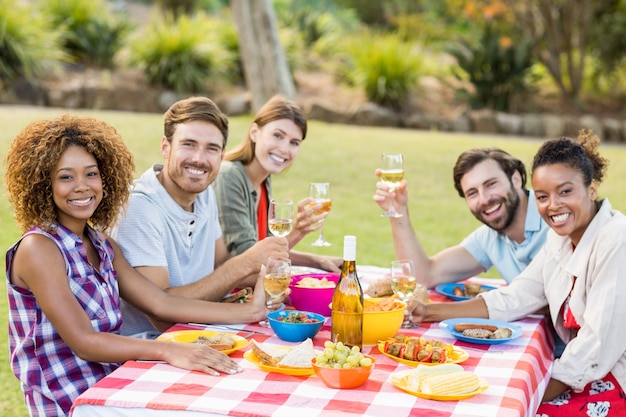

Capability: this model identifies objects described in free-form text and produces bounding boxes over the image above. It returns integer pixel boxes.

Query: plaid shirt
[6,223,122,416]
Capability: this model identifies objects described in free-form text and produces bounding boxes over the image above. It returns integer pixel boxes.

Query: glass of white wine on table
[259,257,291,327]
[390,259,417,329]
[268,199,294,237]
[309,182,332,246]
[380,153,404,218]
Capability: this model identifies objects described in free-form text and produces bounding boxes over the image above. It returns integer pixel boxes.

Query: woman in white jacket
[409,131,626,417]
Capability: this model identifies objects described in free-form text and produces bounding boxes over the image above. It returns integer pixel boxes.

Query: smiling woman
[3,114,252,417]
[212,95,341,272]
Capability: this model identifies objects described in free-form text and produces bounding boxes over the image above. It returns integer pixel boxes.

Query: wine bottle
[331,235,364,349]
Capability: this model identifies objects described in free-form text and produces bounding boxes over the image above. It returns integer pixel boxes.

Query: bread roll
[366,278,394,297]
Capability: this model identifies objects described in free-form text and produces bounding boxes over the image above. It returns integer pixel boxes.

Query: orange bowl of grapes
[312,341,375,389]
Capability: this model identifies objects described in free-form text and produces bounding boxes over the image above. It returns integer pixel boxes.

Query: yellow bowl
[363,298,406,345]
[329,298,406,345]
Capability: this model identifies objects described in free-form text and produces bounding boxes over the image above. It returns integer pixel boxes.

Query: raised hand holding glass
[380,153,404,218]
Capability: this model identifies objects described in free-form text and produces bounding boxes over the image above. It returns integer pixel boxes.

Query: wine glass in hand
[268,199,294,237]
[259,257,291,327]
[390,259,417,329]
[380,153,404,218]
[309,182,332,247]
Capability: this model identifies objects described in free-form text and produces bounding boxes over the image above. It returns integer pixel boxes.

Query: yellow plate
[244,348,316,376]
[391,369,489,401]
[377,341,469,367]
[157,330,248,356]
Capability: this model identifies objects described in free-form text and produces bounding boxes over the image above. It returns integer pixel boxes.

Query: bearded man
[373,148,549,288]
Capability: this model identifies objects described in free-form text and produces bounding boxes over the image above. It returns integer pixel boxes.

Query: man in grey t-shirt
[114,97,289,337]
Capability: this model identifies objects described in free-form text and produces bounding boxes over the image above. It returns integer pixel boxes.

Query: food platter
[391,369,489,400]
[244,348,316,376]
[439,318,523,345]
[434,283,498,301]
[157,330,248,355]
[376,341,469,367]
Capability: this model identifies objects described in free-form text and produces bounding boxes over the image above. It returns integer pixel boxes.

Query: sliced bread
[249,339,286,366]
[277,338,315,368]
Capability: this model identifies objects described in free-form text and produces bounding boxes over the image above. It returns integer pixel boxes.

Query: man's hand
[372,168,408,213]
[244,237,289,273]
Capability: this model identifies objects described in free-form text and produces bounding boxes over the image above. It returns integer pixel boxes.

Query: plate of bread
[157,330,248,355]
[245,338,318,376]
[377,335,469,366]
[439,318,522,345]
[392,363,489,400]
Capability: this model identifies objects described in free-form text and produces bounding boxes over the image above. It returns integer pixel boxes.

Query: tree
[504,0,608,102]
[231,0,295,111]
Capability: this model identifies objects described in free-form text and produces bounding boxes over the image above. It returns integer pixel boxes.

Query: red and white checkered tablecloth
[71,267,554,417]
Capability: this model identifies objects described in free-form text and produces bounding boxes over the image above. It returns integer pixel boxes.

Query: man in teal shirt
[373,148,549,287]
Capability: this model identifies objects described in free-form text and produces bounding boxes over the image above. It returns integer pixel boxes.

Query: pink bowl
[288,273,339,316]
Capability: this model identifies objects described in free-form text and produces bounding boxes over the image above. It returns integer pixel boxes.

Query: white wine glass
[390,259,417,329]
[268,199,294,237]
[309,182,332,247]
[259,257,291,327]
[380,153,404,218]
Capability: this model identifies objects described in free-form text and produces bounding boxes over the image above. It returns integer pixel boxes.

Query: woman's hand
[294,197,326,233]
[405,297,427,326]
[161,341,242,376]
[315,255,343,273]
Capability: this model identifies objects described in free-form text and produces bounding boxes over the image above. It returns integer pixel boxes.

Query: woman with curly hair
[4,115,273,417]
[407,131,626,416]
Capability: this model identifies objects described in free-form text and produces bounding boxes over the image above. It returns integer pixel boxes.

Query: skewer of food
[381,335,454,363]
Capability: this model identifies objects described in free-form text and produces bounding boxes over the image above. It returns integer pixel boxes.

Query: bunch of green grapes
[315,341,373,369]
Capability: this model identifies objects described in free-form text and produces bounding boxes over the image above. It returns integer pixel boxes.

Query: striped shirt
[6,223,122,416]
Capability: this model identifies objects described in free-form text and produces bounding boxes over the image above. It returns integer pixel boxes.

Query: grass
[1,105,626,415]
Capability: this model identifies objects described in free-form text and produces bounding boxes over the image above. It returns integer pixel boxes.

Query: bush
[341,31,422,111]
[274,0,359,71]
[129,12,231,93]
[446,22,534,112]
[41,0,132,68]
[211,14,245,86]
[0,0,66,85]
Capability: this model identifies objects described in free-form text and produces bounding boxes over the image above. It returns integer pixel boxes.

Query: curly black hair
[531,130,608,187]
[5,114,135,233]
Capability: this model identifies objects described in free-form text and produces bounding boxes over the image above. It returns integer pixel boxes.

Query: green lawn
[1,105,625,415]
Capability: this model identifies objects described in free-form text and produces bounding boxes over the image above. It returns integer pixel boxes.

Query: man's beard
[472,184,521,232]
